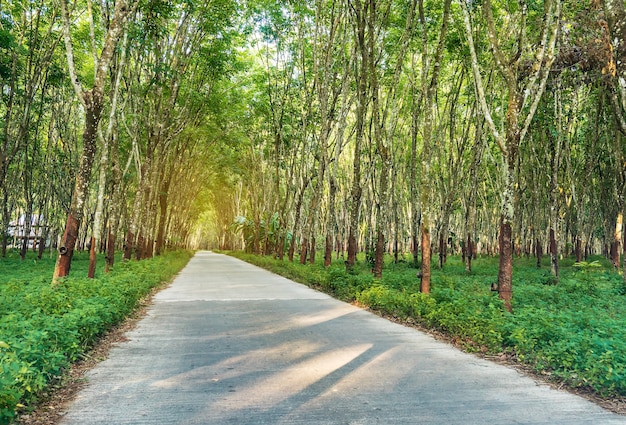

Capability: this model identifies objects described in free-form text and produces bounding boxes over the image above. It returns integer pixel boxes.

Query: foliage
[0,250,192,423]
[229,252,626,399]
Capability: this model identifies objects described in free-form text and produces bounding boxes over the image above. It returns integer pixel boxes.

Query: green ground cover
[0,250,192,424]
[229,251,626,399]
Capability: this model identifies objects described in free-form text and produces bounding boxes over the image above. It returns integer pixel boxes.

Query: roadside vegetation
[0,250,192,424]
[229,251,626,401]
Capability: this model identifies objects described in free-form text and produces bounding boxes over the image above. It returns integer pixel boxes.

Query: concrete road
[59,251,626,424]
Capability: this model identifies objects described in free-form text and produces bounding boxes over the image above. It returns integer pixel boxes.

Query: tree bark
[54,95,102,279]
[288,180,308,262]
[497,218,513,311]
[420,222,431,294]
[466,233,473,272]
[613,213,623,268]
[549,228,559,278]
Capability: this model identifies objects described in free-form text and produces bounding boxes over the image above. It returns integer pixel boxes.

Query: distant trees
[0,0,242,279]
[226,0,626,311]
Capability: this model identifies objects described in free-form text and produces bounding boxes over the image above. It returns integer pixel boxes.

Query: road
[59,251,626,424]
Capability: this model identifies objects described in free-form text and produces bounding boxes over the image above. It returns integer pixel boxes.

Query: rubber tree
[53,0,136,280]
[419,0,451,293]
[371,0,418,278]
[460,0,561,310]
[345,0,369,271]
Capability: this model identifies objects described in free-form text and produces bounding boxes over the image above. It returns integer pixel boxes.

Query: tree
[419,0,451,292]
[345,0,369,271]
[53,0,136,280]
[460,0,561,310]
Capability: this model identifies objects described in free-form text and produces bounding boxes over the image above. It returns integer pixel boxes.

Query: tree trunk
[309,236,316,265]
[1,188,8,258]
[20,204,33,261]
[123,228,135,261]
[300,236,308,264]
[575,236,582,262]
[497,158,516,311]
[288,179,308,262]
[106,228,116,272]
[420,222,431,293]
[346,1,367,272]
[550,228,559,278]
[498,218,513,310]
[614,213,623,268]
[88,236,97,277]
[324,233,333,267]
[418,0,451,288]
[54,96,101,280]
[466,233,473,272]
[88,135,108,278]
[155,188,169,256]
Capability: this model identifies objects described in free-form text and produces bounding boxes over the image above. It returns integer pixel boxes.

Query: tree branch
[519,0,561,143]
[60,0,85,104]
[460,0,506,154]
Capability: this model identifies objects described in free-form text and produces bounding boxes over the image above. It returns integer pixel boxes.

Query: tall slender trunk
[1,187,8,258]
[346,2,367,271]
[575,236,582,262]
[106,136,123,272]
[155,174,171,256]
[614,213,623,268]
[325,177,337,267]
[370,0,386,279]
[465,114,483,272]
[410,107,420,267]
[88,130,109,278]
[536,237,542,268]
[124,184,142,261]
[54,95,102,279]
[20,193,34,260]
[548,77,563,279]
[419,0,450,292]
[300,236,308,264]
[497,152,517,311]
[420,223,431,293]
[288,180,308,262]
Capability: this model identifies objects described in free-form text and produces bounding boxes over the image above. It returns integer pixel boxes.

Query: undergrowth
[0,250,192,424]
[229,251,626,399]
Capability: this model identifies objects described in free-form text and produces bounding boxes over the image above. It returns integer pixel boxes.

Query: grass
[227,251,626,399]
[0,249,192,424]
